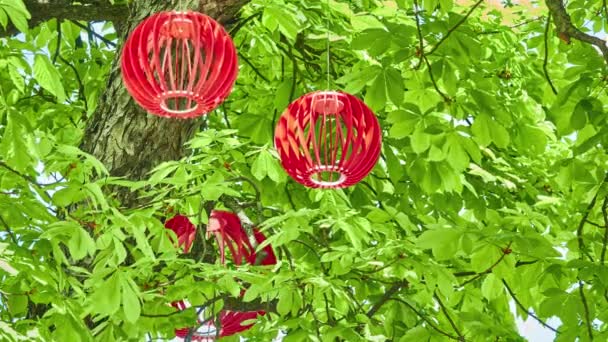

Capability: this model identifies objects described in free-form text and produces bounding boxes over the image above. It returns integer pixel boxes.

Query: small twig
[229,12,262,36]
[227,176,260,203]
[587,220,604,228]
[221,103,231,128]
[238,52,270,82]
[69,20,116,47]
[478,16,544,34]
[423,55,450,102]
[601,197,608,265]
[426,0,484,56]
[0,161,38,186]
[389,297,459,340]
[52,20,62,64]
[58,55,89,112]
[434,292,465,341]
[366,281,407,318]
[0,215,18,245]
[578,279,594,340]
[543,14,558,95]
[502,280,559,333]
[576,174,608,262]
[459,242,512,287]
[412,1,424,70]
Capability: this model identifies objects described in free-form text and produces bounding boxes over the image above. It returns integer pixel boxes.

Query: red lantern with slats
[121,11,238,119]
[164,214,196,253]
[166,212,276,340]
[274,91,382,188]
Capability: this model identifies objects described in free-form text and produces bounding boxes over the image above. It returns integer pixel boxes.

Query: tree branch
[366,280,407,317]
[578,279,594,340]
[601,197,608,265]
[413,1,424,70]
[459,242,511,287]
[434,292,465,341]
[543,14,558,95]
[14,0,128,36]
[69,20,117,47]
[576,174,608,262]
[426,0,484,56]
[545,0,608,64]
[423,54,450,102]
[0,215,19,246]
[502,280,559,333]
[389,297,460,340]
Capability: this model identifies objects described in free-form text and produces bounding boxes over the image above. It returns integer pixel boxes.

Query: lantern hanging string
[326,0,330,90]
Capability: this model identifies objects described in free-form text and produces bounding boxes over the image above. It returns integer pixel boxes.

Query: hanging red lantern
[121,11,238,119]
[164,214,197,253]
[171,211,276,339]
[274,91,381,188]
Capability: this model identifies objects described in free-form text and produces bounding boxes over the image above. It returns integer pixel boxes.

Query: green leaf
[481,274,502,300]
[365,71,386,111]
[410,126,431,154]
[277,288,292,316]
[7,294,28,316]
[1,1,30,33]
[121,274,141,323]
[91,271,121,316]
[351,14,385,31]
[33,54,65,102]
[252,149,283,183]
[385,67,404,105]
[471,114,493,146]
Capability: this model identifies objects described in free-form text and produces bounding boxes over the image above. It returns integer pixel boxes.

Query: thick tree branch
[502,280,559,333]
[545,0,608,63]
[18,0,128,35]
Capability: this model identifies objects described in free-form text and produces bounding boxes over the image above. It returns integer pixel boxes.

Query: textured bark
[545,0,608,63]
[79,0,247,205]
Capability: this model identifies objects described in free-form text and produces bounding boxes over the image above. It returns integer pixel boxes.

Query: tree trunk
[79,0,247,205]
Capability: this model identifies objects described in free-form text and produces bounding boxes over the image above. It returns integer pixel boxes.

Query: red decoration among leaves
[164,212,275,340]
[121,11,238,119]
[274,90,382,188]
[164,214,196,253]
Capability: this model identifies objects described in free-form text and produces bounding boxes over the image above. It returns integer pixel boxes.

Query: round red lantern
[171,211,276,340]
[121,11,238,119]
[274,91,382,188]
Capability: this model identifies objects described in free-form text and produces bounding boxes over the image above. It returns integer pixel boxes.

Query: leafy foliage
[1,0,608,341]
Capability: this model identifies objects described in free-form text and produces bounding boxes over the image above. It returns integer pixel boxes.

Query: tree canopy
[1,0,608,341]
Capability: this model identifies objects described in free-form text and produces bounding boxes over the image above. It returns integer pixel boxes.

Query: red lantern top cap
[274,90,381,189]
[121,11,238,119]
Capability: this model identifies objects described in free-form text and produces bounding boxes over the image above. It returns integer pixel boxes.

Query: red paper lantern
[170,211,276,339]
[164,214,196,253]
[121,11,238,119]
[274,91,382,188]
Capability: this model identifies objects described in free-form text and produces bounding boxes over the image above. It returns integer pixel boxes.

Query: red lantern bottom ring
[157,90,201,116]
[306,164,347,188]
